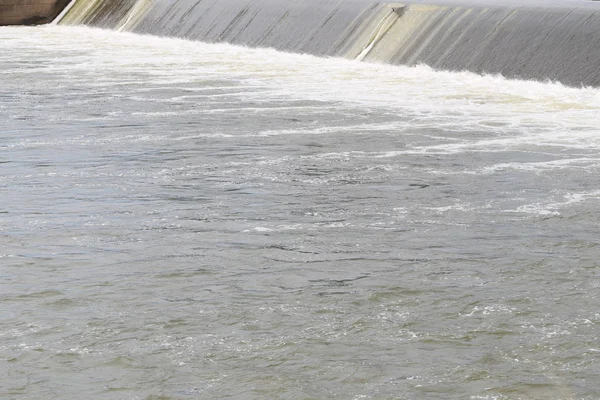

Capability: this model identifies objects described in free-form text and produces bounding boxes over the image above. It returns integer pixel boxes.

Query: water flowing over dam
[54,0,600,86]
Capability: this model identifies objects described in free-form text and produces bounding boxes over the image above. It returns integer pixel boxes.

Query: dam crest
[49,0,600,87]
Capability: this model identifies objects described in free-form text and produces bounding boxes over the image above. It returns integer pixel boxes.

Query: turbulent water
[1,25,599,400]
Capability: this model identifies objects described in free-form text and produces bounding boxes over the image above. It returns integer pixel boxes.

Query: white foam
[245,227,274,233]
[512,189,600,216]
[3,25,600,158]
[482,158,600,174]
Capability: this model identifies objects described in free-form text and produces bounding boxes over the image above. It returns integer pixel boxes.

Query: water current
[1,25,599,399]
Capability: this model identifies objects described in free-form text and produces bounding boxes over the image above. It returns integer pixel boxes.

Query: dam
[49,0,600,87]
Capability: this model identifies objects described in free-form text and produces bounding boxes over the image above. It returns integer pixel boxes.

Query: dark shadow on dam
[0,0,71,25]
[57,0,600,87]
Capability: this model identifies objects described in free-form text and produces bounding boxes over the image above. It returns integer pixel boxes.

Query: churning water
[1,25,599,399]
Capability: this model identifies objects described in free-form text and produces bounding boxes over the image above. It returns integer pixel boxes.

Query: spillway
[54,0,600,87]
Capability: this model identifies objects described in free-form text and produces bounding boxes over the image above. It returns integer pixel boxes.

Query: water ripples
[1,25,599,399]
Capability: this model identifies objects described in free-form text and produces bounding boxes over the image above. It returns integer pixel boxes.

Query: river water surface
[1,26,599,399]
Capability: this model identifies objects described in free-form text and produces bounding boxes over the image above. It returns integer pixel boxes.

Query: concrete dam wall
[0,0,71,25]
[55,0,600,87]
